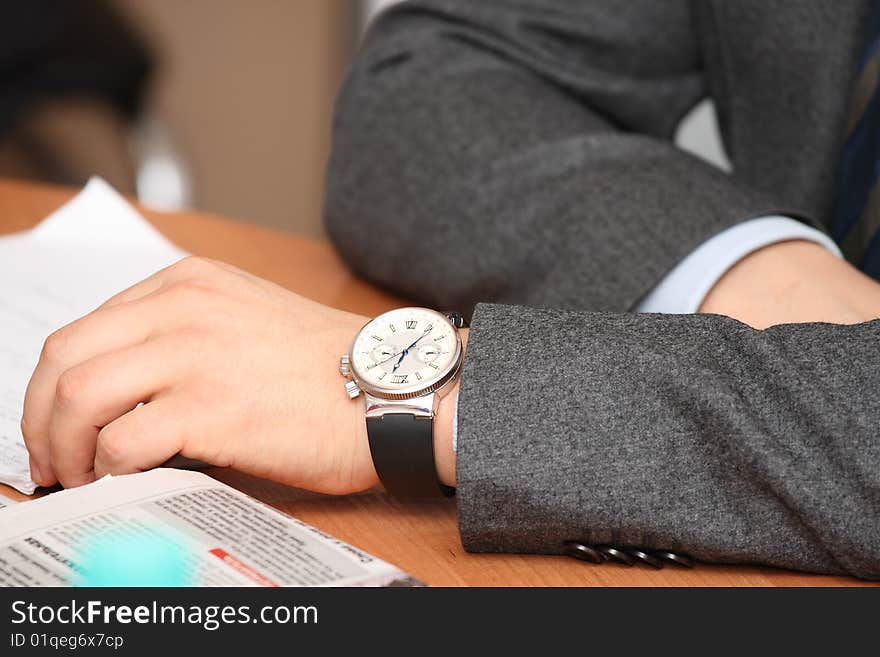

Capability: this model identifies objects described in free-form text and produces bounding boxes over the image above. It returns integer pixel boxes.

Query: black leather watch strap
[366,413,455,498]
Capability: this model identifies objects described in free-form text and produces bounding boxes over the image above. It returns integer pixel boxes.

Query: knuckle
[42,327,73,365]
[54,367,89,410]
[168,278,216,306]
[175,255,217,278]
[96,426,127,467]
[19,415,34,444]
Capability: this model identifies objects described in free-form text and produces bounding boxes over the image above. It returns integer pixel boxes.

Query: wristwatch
[339,307,465,498]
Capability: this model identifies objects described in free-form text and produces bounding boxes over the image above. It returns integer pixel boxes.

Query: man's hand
[22,256,385,493]
[700,240,880,328]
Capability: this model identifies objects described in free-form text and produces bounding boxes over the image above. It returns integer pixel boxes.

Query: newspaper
[0,469,420,587]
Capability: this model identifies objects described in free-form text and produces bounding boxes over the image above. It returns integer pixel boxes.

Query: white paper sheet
[0,178,187,493]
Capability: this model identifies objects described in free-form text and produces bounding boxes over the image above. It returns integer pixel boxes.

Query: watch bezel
[347,307,463,401]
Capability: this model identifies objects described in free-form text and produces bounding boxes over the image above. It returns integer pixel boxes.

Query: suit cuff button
[626,548,664,569]
[596,545,635,565]
[562,541,604,564]
[653,550,695,568]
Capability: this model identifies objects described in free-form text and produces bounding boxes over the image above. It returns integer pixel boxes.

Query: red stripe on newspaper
[209,548,279,587]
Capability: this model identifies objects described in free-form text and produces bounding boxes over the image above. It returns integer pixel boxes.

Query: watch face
[350,307,461,398]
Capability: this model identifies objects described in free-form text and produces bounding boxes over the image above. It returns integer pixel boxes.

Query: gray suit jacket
[325,0,880,579]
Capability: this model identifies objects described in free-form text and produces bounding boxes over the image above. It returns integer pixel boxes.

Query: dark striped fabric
[834,1,880,279]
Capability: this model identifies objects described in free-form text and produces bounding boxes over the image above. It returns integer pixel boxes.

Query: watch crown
[339,354,351,377]
[344,380,361,399]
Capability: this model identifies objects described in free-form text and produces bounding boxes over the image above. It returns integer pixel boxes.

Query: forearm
[455,303,880,578]
[325,2,787,315]
[427,218,880,574]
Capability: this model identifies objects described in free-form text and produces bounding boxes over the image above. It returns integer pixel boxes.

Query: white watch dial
[350,308,459,393]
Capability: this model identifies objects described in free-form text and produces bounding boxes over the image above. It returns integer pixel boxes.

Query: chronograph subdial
[370,343,397,363]
[415,343,442,364]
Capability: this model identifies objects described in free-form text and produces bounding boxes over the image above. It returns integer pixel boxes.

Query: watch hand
[375,349,405,367]
[373,333,429,372]
[403,333,427,352]
[392,333,429,371]
[376,333,427,365]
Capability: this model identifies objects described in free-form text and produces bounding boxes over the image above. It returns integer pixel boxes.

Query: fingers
[22,255,236,487]
[23,304,157,485]
[98,274,166,310]
[23,274,227,485]
[98,255,232,309]
[93,397,194,480]
[95,256,187,310]
[45,338,189,488]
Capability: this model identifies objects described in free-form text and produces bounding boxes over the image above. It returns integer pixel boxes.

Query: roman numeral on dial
[405,320,417,329]
[391,374,409,384]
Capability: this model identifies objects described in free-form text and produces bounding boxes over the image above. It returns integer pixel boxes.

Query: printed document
[0,469,419,586]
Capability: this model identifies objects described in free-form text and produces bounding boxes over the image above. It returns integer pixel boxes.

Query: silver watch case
[339,309,464,419]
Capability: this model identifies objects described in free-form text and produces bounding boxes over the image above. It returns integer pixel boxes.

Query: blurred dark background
[0,1,398,237]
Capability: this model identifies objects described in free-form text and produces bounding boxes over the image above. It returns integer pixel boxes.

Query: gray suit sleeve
[325,0,790,315]
[457,304,880,580]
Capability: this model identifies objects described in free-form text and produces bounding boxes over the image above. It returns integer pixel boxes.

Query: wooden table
[0,177,872,587]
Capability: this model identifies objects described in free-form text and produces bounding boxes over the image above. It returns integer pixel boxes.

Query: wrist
[328,313,382,493]
[340,312,465,495]
[699,240,880,328]
[433,328,467,488]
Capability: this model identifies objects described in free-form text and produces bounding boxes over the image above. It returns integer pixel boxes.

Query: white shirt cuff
[636,215,842,314]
